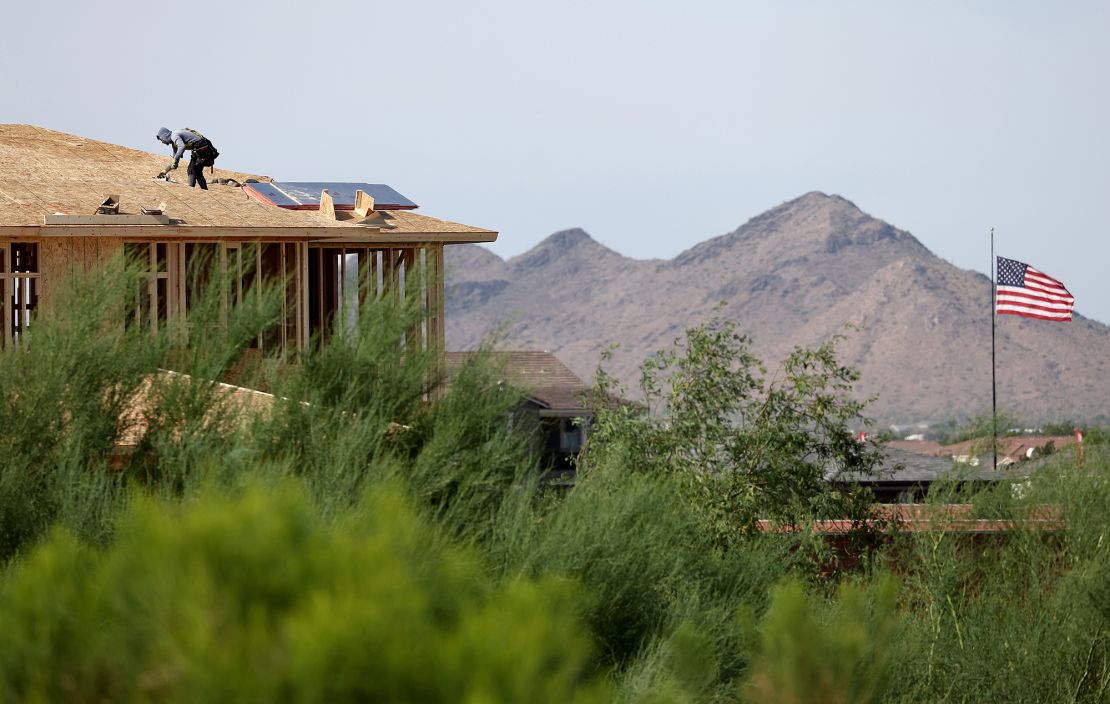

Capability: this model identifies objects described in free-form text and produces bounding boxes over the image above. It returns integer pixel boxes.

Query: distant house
[888,435,1077,470]
[831,446,1010,503]
[0,125,496,352]
[446,351,594,478]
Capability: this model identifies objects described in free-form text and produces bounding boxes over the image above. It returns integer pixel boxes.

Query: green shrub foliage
[584,314,881,546]
[1,264,1110,702]
[0,482,610,703]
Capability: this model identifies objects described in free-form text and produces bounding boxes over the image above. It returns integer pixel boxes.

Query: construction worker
[155,127,219,190]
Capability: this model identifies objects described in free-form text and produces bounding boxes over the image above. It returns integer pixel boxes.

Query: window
[559,418,583,453]
[0,243,39,347]
[126,241,309,355]
[125,242,173,332]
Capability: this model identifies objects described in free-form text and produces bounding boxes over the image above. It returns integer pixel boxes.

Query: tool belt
[190,137,219,169]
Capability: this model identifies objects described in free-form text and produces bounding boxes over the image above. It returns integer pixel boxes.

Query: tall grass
[0,261,1109,701]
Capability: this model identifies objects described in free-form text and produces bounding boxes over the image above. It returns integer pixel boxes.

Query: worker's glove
[165,160,179,172]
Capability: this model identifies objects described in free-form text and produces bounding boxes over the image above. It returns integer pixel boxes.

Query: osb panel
[37,237,125,310]
[0,124,495,238]
[384,210,496,235]
[96,237,123,266]
[37,239,73,309]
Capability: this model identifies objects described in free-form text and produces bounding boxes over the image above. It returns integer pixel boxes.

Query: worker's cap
[156,127,172,143]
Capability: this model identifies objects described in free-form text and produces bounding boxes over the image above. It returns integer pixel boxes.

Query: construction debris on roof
[0,124,495,239]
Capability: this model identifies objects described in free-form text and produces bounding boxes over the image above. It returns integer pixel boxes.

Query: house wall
[3,237,446,358]
[37,237,123,309]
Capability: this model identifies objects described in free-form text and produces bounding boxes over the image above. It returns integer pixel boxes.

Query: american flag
[996,256,1074,322]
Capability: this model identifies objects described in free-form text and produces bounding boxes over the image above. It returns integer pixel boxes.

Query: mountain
[444,192,1110,425]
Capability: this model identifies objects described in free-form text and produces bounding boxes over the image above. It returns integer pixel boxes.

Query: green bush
[5,261,1110,702]
[583,314,881,546]
[741,575,900,704]
[0,481,610,703]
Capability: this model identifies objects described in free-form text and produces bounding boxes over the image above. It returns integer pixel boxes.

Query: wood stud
[0,236,449,371]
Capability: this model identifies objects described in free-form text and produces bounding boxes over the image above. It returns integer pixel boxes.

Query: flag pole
[991,228,998,470]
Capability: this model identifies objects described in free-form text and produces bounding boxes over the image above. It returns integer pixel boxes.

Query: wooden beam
[426,244,445,398]
[354,190,375,217]
[299,242,310,352]
[404,248,420,350]
[304,232,497,244]
[0,225,498,244]
[45,214,171,226]
[1,246,11,349]
[428,244,445,356]
[381,248,397,301]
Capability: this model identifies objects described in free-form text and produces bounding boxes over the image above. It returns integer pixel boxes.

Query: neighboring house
[888,435,1077,469]
[445,351,593,478]
[831,446,1010,503]
[0,124,496,351]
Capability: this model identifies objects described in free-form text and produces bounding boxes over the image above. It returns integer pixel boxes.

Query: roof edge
[0,225,497,244]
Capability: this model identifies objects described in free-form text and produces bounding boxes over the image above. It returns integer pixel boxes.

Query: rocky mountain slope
[445,193,1110,424]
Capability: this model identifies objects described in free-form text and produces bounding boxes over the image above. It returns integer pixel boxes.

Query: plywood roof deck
[0,124,496,242]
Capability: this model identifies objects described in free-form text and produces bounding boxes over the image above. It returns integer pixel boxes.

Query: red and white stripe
[996,266,1074,322]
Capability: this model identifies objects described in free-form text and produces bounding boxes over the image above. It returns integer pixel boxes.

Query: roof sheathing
[0,125,496,243]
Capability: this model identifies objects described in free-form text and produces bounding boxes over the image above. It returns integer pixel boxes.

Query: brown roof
[445,350,592,414]
[0,124,496,241]
[885,439,948,456]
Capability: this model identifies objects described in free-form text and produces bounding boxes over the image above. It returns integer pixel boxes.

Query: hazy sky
[4,1,1108,322]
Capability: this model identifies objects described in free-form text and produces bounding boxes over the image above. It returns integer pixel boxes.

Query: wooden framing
[425,244,445,357]
[302,243,444,355]
[0,243,39,347]
[0,226,496,243]
[0,231,453,364]
[0,125,499,363]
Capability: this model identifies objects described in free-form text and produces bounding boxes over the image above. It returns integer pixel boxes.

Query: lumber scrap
[319,189,336,221]
[354,190,375,217]
[140,201,167,216]
[94,195,120,215]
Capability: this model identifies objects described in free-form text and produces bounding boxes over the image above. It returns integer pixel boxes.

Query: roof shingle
[445,351,591,413]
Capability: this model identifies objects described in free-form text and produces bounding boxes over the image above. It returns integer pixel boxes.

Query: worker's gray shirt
[169,129,203,161]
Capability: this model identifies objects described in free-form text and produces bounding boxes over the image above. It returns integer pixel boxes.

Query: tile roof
[873,446,1008,482]
[830,446,1025,485]
[887,436,1077,464]
[0,124,496,240]
[445,350,592,413]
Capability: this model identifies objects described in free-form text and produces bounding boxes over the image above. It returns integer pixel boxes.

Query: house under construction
[0,124,497,352]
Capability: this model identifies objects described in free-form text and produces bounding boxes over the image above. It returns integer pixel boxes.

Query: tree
[583,314,882,547]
